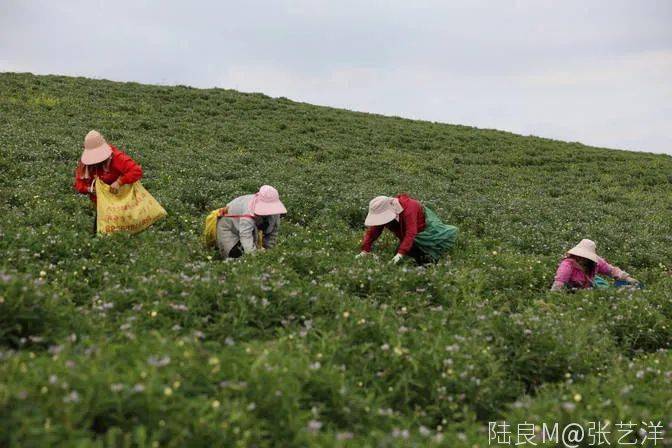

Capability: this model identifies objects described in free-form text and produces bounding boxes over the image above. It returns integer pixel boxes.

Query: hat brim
[364,209,397,226]
[81,144,112,165]
[253,200,287,216]
[567,248,599,263]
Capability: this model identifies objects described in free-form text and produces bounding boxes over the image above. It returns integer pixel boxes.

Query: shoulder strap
[216,205,255,220]
[223,214,255,220]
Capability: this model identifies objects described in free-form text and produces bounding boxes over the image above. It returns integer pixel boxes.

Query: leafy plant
[0,72,671,446]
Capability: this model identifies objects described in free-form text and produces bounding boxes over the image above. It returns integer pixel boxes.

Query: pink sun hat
[81,130,112,165]
[567,239,599,263]
[251,185,287,216]
[364,196,402,226]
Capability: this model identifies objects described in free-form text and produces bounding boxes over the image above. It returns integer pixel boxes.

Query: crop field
[0,72,671,447]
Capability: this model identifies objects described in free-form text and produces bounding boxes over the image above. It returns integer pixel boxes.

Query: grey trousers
[216,218,251,259]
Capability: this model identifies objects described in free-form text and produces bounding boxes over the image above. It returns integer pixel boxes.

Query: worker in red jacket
[73,130,143,232]
[357,194,458,265]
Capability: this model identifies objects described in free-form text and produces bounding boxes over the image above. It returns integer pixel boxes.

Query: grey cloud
[0,0,670,153]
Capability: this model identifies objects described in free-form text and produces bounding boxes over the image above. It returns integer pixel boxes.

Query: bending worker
[550,239,639,291]
[216,185,287,259]
[357,194,457,265]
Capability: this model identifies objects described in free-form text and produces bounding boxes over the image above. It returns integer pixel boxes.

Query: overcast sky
[1,0,670,154]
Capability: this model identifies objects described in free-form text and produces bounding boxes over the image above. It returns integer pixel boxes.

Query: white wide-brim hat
[81,130,112,165]
[364,196,400,226]
[567,239,599,263]
[251,185,287,216]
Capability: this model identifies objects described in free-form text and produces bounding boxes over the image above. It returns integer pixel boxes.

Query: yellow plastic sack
[96,178,167,234]
[203,207,227,247]
[203,206,264,249]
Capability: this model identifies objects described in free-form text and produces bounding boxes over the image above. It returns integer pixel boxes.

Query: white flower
[169,302,188,312]
[391,428,409,439]
[48,345,63,355]
[193,330,205,339]
[147,356,171,367]
[309,361,321,370]
[561,401,576,412]
[307,419,322,433]
[63,390,80,403]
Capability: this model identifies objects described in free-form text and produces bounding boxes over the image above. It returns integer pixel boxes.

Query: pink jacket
[551,257,627,290]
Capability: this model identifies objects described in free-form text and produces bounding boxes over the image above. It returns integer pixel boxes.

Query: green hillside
[1,72,671,447]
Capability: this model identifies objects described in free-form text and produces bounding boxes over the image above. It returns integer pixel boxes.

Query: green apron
[412,207,458,261]
[592,276,610,289]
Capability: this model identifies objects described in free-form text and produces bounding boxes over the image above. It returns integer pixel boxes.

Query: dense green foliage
[0,72,671,447]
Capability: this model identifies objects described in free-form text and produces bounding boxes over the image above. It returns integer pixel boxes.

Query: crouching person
[550,239,639,291]
[357,194,458,265]
[216,185,287,259]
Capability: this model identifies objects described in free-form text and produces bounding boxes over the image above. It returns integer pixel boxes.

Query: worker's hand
[625,276,639,285]
[109,179,121,194]
[550,281,564,292]
[355,251,369,259]
[391,253,404,264]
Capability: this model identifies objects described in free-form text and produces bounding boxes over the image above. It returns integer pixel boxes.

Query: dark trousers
[400,244,432,266]
[228,242,244,259]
